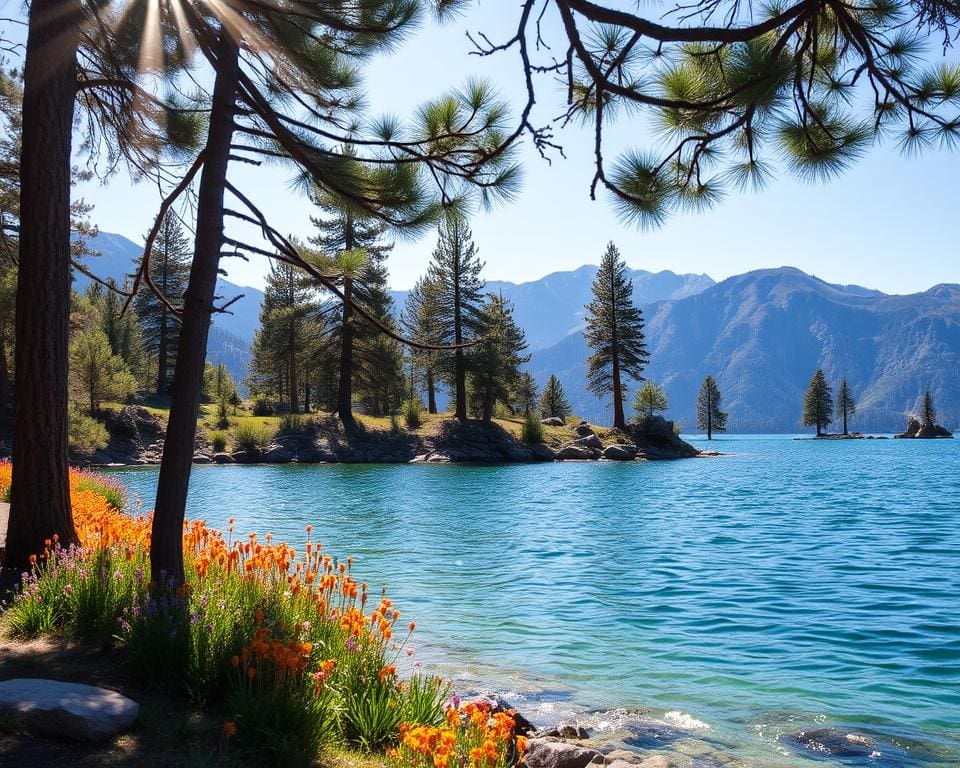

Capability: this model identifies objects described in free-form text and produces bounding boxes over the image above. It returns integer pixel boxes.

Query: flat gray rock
[0,678,138,741]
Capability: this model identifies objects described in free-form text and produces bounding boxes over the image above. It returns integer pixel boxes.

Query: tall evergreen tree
[540,374,571,423]
[310,186,400,423]
[802,369,834,436]
[134,212,192,396]
[249,261,320,413]
[88,282,147,387]
[468,293,529,423]
[836,379,856,436]
[68,328,137,416]
[402,276,443,414]
[632,380,668,420]
[426,219,485,420]
[921,389,937,428]
[584,242,649,430]
[513,372,539,417]
[696,375,728,440]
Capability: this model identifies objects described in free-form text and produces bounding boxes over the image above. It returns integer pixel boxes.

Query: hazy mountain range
[75,232,960,433]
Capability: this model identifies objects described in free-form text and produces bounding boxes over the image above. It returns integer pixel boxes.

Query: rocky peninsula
[84,406,704,467]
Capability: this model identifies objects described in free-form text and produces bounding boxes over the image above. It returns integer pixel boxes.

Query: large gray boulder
[574,421,595,437]
[556,445,597,460]
[602,444,637,461]
[542,417,565,427]
[573,434,603,450]
[522,738,605,768]
[0,678,138,741]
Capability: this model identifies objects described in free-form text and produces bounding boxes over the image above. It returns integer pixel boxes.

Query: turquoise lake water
[108,435,960,767]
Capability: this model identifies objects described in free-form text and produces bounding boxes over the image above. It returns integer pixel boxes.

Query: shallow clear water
[109,435,960,766]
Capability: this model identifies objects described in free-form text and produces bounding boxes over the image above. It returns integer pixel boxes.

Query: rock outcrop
[626,417,700,459]
[895,417,953,439]
[87,406,165,465]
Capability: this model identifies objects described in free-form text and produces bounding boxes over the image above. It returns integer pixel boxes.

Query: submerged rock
[0,678,138,741]
[781,728,878,759]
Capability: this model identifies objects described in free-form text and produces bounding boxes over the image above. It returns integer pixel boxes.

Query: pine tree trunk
[0,331,10,439]
[426,368,437,414]
[843,409,848,435]
[6,0,81,569]
[707,410,712,440]
[482,390,494,423]
[150,32,239,585]
[157,310,168,396]
[608,268,625,430]
[337,277,354,425]
[303,381,310,413]
[156,244,169,396]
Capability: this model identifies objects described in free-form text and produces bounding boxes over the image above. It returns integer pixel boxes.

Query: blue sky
[62,2,960,293]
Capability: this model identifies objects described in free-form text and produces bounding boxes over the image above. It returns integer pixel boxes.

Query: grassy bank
[0,465,526,767]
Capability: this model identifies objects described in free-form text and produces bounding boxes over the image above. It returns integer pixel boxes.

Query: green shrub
[402,398,423,429]
[68,407,109,455]
[401,673,451,726]
[252,399,273,417]
[279,413,312,435]
[209,430,228,453]
[344,682,404,751]
[233,422,270,453]
[521,412,544,444]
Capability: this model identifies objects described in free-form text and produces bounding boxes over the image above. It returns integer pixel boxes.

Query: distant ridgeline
[78,232,960,433]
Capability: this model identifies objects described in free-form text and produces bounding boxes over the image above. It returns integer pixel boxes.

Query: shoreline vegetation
[73,404,707,468]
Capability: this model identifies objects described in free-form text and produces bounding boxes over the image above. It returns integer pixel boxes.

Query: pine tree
[134,212,192,396]
[69,328,137,416]
[584,242,650,429]
[248,261,320,413]
[540,374,571,423]
[426,219,486,420]
[513,372,539,417]
[696,375,728,440]
[921,389,937,428]
[87,282,147,388]
[836,379,856,435]
[402,276,443,414]
[632,381,668,421]
[802,369,834,436]
[310,189,401,422]
[468,293,529,423]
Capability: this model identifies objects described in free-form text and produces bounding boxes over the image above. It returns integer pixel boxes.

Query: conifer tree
[632,380,668,420]
[540,374,571,424]
[513,372,539,417]
[134,212,192,395]
[696,375,728,440]
[402,276,443,414]
[426,219,485,420]
[802,369,834,436]
[249,261,320,413]
[468,293,529,423]
[90,282,147,387]
[68,328,137,416]
[310,187,401,422]
[921,389,937,428]
[584,242,649,429]
[836,379,856,436]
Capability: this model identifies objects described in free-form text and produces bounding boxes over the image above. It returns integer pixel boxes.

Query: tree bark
[6,0,82,569]
[156,240,169,396]
[0,331,10,439]
[426,368,437,414]
[337,276,354,426]
[150,31,239,584]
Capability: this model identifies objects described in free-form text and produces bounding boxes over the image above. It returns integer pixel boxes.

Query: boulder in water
[895,417,953,439]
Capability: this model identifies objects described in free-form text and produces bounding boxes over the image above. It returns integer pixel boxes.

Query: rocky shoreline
[467,693,914,768]
[84,407,708,467]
